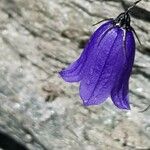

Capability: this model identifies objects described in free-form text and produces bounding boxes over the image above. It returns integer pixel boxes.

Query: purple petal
[59,20,113,82]
[80,27,126,105]
[111,30,135,109]
[59,58,84,82]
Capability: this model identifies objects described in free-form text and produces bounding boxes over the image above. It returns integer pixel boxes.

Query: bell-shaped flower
[59,12,136,110]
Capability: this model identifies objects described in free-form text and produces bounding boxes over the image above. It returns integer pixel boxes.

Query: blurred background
[0,0,150,149]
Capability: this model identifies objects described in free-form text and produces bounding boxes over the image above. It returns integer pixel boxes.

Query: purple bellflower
[59,0,142,110]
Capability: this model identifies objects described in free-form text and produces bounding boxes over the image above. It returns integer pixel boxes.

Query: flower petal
[59,58,84,82]
[59,21,113,82]
[80,27,126,105]
[111,30,135,109]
